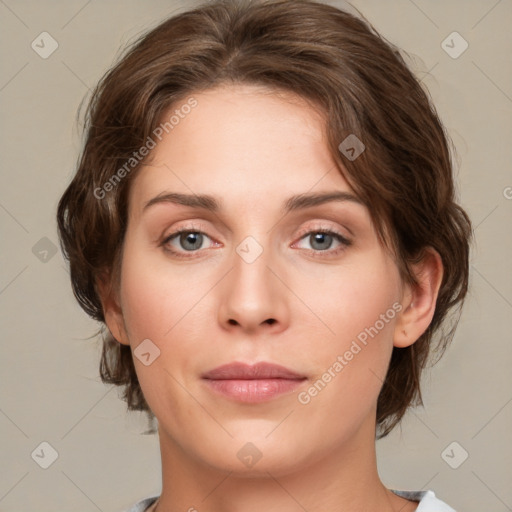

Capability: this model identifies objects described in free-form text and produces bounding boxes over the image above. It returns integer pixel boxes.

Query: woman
[56,0,472,510]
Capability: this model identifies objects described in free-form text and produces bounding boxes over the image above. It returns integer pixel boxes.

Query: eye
[293,227,352,257]
[161,227,217,258]
[160,224,352,259]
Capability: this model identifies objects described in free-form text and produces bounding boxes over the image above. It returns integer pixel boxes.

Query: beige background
[1,0,511,511]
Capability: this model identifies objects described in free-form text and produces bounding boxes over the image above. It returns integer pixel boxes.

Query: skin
[100,83,443,512]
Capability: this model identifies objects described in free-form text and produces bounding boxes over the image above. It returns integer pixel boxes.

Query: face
[106,83,412,475]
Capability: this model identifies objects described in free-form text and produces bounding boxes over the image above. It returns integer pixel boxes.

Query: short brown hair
[56,0,472,439]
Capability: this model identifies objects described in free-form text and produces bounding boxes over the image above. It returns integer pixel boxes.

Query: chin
[190,435,310,477]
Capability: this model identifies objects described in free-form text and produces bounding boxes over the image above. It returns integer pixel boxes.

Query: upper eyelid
[295,221,350,238]
[164,220,349,235]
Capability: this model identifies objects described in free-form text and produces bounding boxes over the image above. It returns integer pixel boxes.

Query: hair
[56,0,472,439]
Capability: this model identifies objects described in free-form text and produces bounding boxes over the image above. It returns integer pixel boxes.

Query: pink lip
[202,362,307,403]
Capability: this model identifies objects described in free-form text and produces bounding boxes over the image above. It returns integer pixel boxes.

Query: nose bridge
[218,228,289,330]
[232,231,277,302]
[230,208,278,280]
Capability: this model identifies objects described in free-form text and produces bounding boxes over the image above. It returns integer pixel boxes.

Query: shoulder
[120,494,159,512]
[391,489,457,511]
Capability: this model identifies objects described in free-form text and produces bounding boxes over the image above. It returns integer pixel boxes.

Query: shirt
[122,489,456,511]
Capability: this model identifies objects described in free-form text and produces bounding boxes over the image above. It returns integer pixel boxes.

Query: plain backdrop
[0,1,511,511]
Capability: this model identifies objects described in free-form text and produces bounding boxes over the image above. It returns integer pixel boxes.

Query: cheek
[119,245,206,342]
[297,251,401,346]
[117,245,209,415]
[297,254,400,401]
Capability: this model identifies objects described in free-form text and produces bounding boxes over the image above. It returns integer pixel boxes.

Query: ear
[393,247,444,348]
[96,270,130,346]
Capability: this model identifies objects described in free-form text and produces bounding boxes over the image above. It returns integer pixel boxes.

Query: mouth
[201,362,307,403]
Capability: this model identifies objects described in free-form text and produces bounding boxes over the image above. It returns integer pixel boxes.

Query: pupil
[312,233,331,250]
[182,232,201,250]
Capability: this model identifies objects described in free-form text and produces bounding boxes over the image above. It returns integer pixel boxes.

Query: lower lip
[203,378,306,403]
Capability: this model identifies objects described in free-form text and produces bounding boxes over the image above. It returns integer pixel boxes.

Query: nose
[217,236,290,334]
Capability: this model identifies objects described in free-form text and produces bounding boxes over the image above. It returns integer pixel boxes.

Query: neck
[151,414,416,512]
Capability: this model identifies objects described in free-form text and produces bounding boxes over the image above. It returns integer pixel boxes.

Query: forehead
[128,83,357,217]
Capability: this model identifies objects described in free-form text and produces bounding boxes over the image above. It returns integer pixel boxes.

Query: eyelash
[160,224,352,260]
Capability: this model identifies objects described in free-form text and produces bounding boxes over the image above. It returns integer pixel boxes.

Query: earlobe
[393,248,444,348]
[104,308,130,346]
[96,271,130,346]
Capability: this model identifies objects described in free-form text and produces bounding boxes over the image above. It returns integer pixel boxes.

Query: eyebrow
[142,190,364,214]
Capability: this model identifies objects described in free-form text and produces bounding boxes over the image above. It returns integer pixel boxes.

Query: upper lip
[202,362,306,380]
